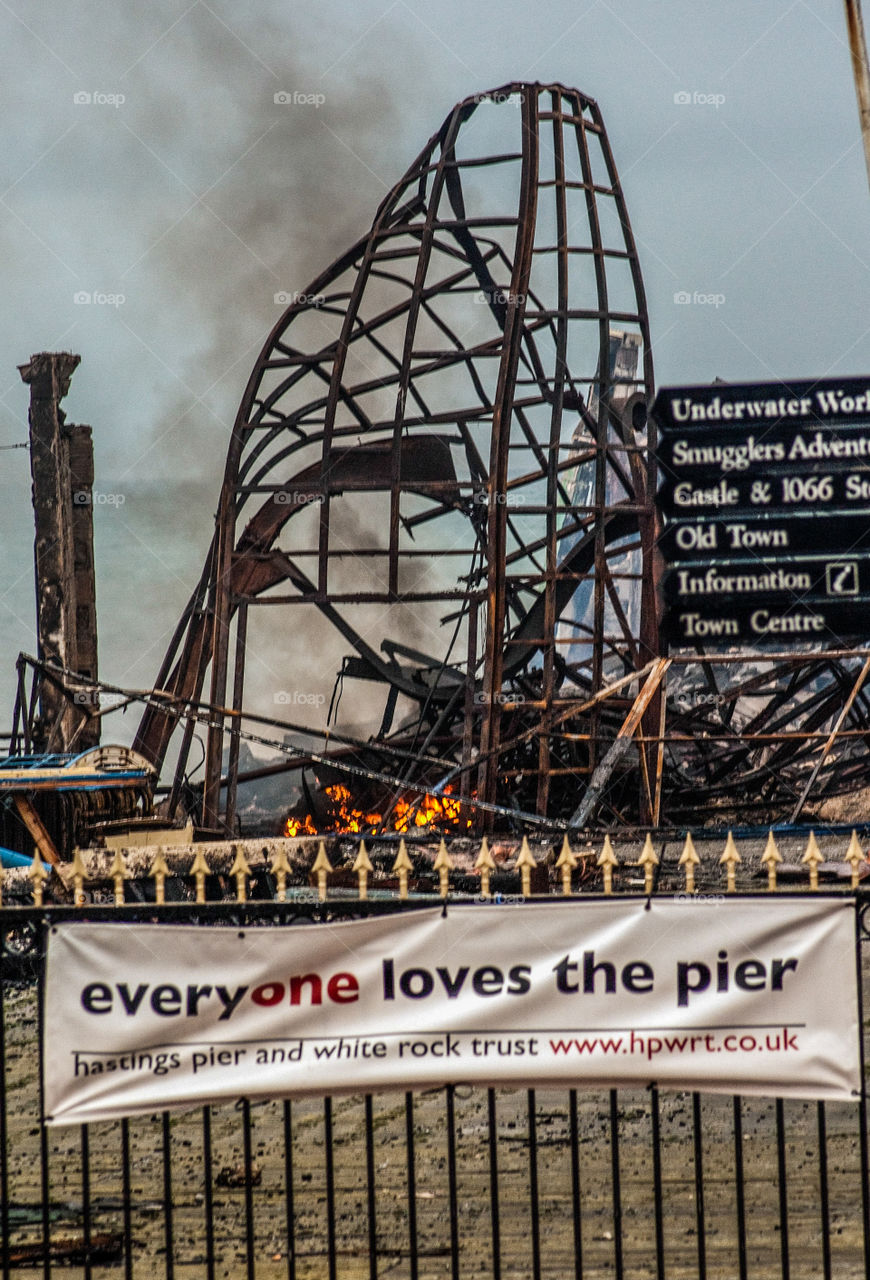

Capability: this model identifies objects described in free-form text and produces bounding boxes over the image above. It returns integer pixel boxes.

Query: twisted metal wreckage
[19,83,870,840]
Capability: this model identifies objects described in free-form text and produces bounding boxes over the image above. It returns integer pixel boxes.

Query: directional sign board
[652,377,870,647]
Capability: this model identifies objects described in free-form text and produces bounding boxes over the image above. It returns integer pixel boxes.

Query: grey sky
[0,0,868,765]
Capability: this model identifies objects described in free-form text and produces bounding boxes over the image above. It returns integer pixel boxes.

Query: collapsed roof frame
[129,81,870,834]
[133,81,659,832]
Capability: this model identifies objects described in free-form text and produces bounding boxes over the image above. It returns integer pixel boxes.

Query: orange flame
[284,782,471,837]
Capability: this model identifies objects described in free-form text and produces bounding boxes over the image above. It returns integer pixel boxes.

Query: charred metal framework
[128,81,870,835]
[134,81,659,833]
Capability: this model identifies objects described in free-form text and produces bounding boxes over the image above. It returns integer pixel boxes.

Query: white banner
[43,898,861,1124]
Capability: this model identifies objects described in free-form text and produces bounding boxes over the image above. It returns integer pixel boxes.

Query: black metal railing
[2,845,870,1278]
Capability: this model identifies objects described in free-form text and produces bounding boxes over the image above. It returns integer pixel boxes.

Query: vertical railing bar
[650,1087,665,1280]
[775,1098,790,1280]
[202,1108,216,1280]
[854,905,870,1279]
[568,1090,583,1280]
[446,1086,461,1280]
[527,1089,541,1280]
[405,1092,419,1280]
[0,927,10,1280]
[36,920,51,1280]
[283,1101,296,1280]
[816,1101,832,1280]
[324,1096,337,1280]
[161,1111,174,1280]
[732,1097,748,1280]
[80,1124,93,1280]
[609,1089,624,1280]
[692,1092,707,1280]
[364,1095,378,1280]
[487,1088,501,1280]
[121,1119,133,1280]
[242,1098,256,1280]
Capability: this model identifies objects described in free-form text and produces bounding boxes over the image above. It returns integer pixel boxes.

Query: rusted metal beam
[12,793,61,866]
[568,658,671,828]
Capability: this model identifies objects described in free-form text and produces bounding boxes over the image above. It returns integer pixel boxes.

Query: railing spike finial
[353,840,373,900]
[150,849,169,905]
[270,842,292,902]
[678,833,700,895]
[71,847,87,907]
[638,833,659,896]
[229,844,250,903]
[801,830,824,891]
[556,834,577,897]
[761,830,782,892]
[846,829,866,890]
[434,838,453,899]
[313,841,333,903]
[515,836,536,897]
[597,835,618,895]
[28,848,48,907]
[190,847,211,904]
[720,831,741,893]
[474,836,495,898]
[109,848,127,905]
[392,838,413,901]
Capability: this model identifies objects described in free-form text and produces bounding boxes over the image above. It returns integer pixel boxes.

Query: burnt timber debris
[8,82,870,857]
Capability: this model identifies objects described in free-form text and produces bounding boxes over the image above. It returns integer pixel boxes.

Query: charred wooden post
[19,352,99,751]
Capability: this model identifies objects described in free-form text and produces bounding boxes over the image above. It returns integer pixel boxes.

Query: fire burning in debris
[284,783,471,836]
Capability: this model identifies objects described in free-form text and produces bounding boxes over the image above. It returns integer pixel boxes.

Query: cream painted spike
[190,847,211,904]
[801,831,823,891]
[29,849,48,906]
[719,832,741,893]
[638,834,658,896]
[110,848,127,905]
[556,835,577,896]
[514,837,536,897]
[312,841,333,903]
[846,830,866,890]
[433,839,453,898]
[392,838,413,900]
[760,831,782,892]
[270,843,292,902]
[150,850,170,905]
[597,835,618,895]
[474,836,496,897]
[678,833,700,894]
[71,847,87,907]
[353,840,374,900]
[229,844,250,903]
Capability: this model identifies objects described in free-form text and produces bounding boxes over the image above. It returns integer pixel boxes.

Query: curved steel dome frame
[132,81,870,835]
[134,81,660,832]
